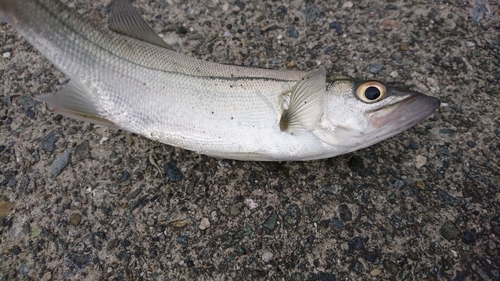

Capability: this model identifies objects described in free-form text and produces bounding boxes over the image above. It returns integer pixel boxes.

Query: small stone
[19,263,29,277]
[466,140,476,148]
[119,171,130,183]
[370,268,382,276]
[342,1,353,9]
[262,251,273,263]
[415,181,426,190]
[338,204,352,222]
[41,272,52,281]
[176,236,188,245]
[52,148,71,177]
[199,218,210,230]
[415,155,427,169]
[462,230,476,244]
[234,0,245,10]
[176,26,188,34]
[284,204,301,226]
[125,134,134,145]
[330,218,344,230]
[31,224,42,238]
[393,179,405,189]
[276,5,287,15]
[2,52,11,58]
[244,198,258,209]
[437,188,458,206]
[0,196,16,217]
[263,211,278,231]
[383,260,399,276]
[286,26,299,39]
[409,141,419,149]
[301,2,316,24]
[321,183,343,195]
[41,130,63,152]
[164,162,182,182]
[368,63,383,74]
[329,21,343,35]
[69,213,82,226]
[172,219,192,228]
[440,221,461,241]
[348,237,364,250]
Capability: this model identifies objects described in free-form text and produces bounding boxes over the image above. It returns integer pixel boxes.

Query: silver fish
[0,0,439,161]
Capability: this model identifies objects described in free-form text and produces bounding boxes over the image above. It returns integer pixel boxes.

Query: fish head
[316,78,440,152]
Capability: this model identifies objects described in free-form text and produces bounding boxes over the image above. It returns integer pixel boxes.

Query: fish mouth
[370,91,440,133]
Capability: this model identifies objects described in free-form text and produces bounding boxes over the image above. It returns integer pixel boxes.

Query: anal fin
[37,76,118,129]
[280,68,327,133]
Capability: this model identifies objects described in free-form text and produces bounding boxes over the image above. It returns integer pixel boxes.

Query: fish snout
[370,91,440,130]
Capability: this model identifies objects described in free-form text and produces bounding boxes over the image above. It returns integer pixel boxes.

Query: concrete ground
[0,0,499,280]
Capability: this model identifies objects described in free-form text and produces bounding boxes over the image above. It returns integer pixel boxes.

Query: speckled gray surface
[0,0,499,280]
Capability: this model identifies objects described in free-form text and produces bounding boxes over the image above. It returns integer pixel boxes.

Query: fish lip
[370,91,440,129]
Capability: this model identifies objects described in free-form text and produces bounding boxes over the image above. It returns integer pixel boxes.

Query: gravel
[0,0,499,280]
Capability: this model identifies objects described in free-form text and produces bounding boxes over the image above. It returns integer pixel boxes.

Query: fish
[0,0,440,161]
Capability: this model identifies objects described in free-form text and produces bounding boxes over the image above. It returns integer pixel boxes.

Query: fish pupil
[365,86,381,100]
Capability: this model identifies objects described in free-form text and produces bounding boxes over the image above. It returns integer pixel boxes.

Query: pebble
[329,21,343,35]
[415,181,426,190]
[368,63,383,74]
[440,221,461,241]
[69,213,82,226]
[244,198,258,209]
[462,230,476,244]
[348,237,364,250]
[0,197,15,217]
[19,263,29,277]
[199,217,210,230]
[52,148,71,177]
[41,130,63,152]
[390,70,399,77]
[383,260,399,276]
[263,211,278,231]
[176,236,188,245]
[67,251,92,269]
[164,162,182,182]
[2,52,10,58]
[262,251,273,263]
[338,204,352,222]
[414,155,427,169]
[330,218,344,230]
[466,140,476,148]
[393,179,405,189]
[301,2,316,24]
[286,26,299,39]
[342,1,353,9]
[437,188,458,206]
[409,141,419,149]
[321,183,343,195]
[370,268,382,276]
[276,5,287,15]
[284,204,301,226]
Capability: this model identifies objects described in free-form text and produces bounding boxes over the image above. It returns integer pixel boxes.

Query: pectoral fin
[110,0,173,50]
[37,76,118,128]
[280,68,327,133]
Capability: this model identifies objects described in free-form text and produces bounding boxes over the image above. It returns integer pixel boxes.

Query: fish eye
[356,81,386,103]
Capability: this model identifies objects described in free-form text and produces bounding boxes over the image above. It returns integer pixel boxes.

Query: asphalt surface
[0,0,499,280]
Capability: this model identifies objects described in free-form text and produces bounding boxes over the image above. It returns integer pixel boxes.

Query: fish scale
[0,0,440,161]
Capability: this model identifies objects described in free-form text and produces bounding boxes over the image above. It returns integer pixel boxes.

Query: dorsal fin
[280,68,327,133]
[110,0,173,50]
